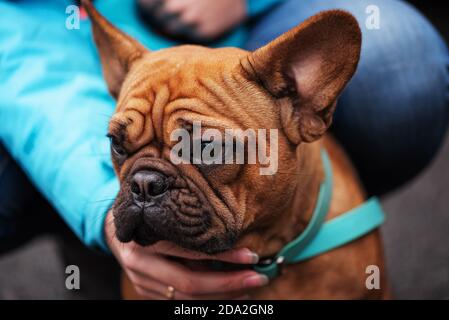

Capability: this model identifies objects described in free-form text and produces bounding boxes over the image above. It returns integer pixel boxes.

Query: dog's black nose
[131,171,168,202]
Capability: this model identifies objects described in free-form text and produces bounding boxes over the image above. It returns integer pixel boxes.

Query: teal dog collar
[254,150,385,279]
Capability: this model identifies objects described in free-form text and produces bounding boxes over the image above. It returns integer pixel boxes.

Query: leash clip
[275,256,285,275]
[256,255,286,278]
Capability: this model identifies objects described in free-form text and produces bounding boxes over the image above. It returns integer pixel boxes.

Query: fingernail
[243,274,269,288]
[241,249,259,264]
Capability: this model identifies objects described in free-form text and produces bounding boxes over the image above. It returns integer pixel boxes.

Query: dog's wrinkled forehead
[116,45,249,109]
[108,45,263,152]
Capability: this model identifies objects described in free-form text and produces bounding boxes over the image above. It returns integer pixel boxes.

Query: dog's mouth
[114,186,213,246]
[112,160,237,253]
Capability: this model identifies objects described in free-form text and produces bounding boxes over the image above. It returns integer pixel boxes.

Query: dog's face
[84,1,361,253]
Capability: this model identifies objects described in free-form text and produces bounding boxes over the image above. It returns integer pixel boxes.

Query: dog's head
[84,1,361,253]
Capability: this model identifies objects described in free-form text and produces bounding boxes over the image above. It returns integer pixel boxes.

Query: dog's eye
[108,135,127,160]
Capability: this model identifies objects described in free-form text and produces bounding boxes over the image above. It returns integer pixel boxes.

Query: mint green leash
[254,150,385,279]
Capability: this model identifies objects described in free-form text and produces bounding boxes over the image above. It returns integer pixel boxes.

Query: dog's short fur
[83,0,388,299]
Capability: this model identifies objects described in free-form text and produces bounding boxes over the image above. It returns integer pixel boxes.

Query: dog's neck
[237,142,324,258]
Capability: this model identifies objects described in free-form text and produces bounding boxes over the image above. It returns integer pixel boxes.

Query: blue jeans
[1,0,448,245]
[246,0,449,194]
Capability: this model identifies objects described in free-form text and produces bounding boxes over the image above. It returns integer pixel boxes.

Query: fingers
[126,272,169,300]
[164,0,191,13]
[163,0,214,36]
[181,270,268,295]
[150,241,259,264]
[161,0,247,39]
[125,252,268,296]
[178,7,201,26]
[129,270,251,300]
[120,243,265,299]
[133,285,167,300]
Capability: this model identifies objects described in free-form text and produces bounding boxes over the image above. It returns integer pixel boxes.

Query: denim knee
[332,1,449,193]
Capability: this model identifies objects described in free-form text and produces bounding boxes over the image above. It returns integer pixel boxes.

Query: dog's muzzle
[113,164,222,250]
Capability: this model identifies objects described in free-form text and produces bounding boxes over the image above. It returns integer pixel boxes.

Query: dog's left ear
[241,10,361,143]
[83,0,147,99]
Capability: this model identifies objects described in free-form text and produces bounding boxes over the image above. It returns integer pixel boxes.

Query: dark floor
[0,1,448,299]
[381,130,449,299]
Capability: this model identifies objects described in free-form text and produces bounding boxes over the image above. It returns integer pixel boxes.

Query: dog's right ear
[82,0,147,99]
[241,10,361,144]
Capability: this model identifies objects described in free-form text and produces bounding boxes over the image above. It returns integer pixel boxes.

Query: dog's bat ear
[82,0,147,99]
[241,10,361,144]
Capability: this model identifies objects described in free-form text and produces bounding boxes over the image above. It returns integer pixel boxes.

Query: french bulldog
[83,0,388,299]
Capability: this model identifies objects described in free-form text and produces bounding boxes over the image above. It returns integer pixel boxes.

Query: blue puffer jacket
[0,0,282,251]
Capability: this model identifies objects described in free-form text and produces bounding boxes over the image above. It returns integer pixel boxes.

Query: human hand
[138,0,247,41]
[104,211,268,299]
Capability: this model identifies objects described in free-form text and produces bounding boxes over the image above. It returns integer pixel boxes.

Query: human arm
[0,1,118,251]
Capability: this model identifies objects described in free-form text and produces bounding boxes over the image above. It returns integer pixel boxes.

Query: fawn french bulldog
[83,0,388,299]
